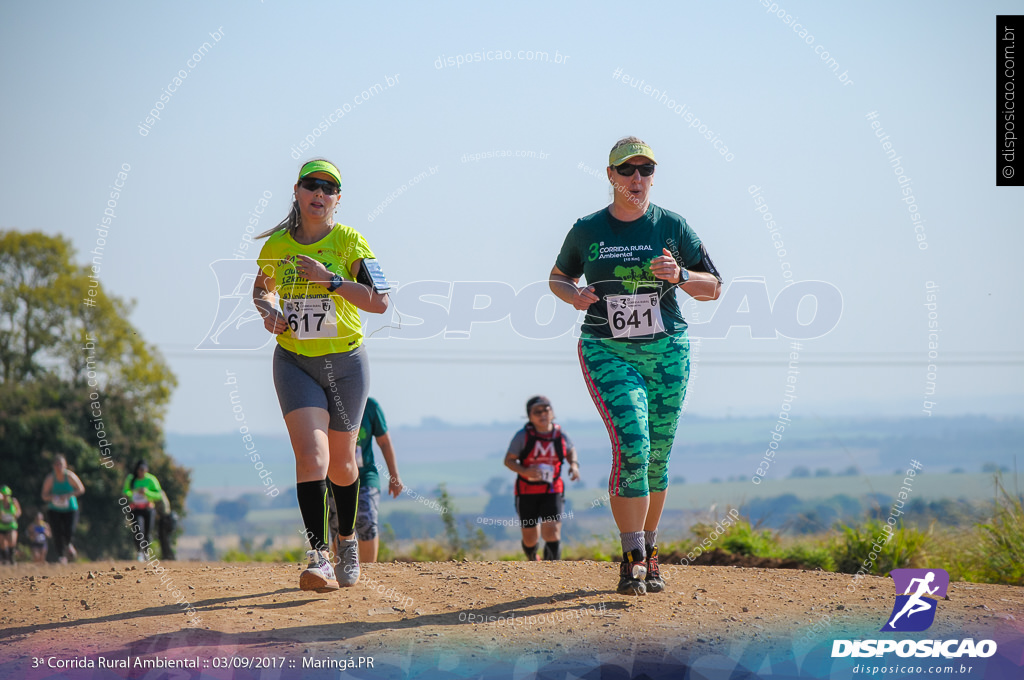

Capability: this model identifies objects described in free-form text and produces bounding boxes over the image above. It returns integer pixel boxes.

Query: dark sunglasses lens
[614,163,655,177]
[301,178,340,194]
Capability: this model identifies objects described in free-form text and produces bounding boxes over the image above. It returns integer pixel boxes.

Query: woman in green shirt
[123,460,164,561]
[549,137,722,596]
[0,485,22,564]
[41,453,85,564]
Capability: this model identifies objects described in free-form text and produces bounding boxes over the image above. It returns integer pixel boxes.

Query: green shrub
[831,519,927,575]
[924,526,986,583]
[716,520,779,556]
[563,534,617,561]
[975,478,1024,585]
[781,543,836,572]
[221,546,306,563]
[409,540,449,562]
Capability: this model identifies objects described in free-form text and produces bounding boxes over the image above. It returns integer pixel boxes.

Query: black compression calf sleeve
[296,480,330,553]
[522,541,538,560]
[329,478,360,538]
[543,541,561,560]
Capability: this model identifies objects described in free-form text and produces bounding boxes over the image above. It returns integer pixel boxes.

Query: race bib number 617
[284,298,338,340]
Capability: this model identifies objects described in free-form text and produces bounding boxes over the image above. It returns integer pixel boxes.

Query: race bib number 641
[284,298,338,340]
[607,293,665,339]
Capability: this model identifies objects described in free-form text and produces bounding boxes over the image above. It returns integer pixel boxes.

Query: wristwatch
[678,268,690,284]
[326,274,344,293]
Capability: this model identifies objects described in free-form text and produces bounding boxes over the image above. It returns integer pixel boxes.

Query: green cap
[609,142,657,167]
[0,485,10,496]
[298,160,342,187]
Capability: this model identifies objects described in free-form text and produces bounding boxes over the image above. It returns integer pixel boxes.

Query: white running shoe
[336,538,360,587]
[299,550,340,593]
[137,551,146,562]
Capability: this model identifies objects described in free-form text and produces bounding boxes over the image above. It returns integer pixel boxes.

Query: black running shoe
[645,545,665,593]
[617,548,647,596]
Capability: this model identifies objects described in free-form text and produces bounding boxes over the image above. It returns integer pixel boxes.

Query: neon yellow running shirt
[258,223,375,356]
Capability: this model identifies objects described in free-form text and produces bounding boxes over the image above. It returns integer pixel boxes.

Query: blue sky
[1,0,1021,433]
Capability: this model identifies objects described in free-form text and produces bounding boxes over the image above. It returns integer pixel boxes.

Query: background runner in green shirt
[123,460,164,561]
[328,398,404,563]
[0,485,22,564]
[40,453,85,564]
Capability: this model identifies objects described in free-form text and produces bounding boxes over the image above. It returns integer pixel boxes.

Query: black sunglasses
[298,177,341,195]
[612,163,656,177]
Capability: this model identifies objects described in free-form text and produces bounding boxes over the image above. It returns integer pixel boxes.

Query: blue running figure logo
[881,568,949,632]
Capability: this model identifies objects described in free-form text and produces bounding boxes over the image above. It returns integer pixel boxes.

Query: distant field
[568,472,1007,512]
[183,472,1008,543]
[178,416,1023,496]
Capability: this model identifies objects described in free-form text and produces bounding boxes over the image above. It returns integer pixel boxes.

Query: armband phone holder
[357,258,391,293]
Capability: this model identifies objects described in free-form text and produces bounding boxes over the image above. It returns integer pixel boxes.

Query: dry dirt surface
[1,560,1022,679]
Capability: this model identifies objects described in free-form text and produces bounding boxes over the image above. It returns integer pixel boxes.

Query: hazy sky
[1,1,1021,434]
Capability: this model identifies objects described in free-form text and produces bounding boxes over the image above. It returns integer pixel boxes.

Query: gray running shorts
[272,344,369,432]
[355,485,381,541]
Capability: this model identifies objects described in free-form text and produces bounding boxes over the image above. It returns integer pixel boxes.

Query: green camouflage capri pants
[577,332,690,498]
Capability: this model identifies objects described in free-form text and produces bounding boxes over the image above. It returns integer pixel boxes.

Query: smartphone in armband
[357,258,391,293]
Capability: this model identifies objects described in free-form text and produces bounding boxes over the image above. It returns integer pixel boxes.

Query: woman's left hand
[388,476,404,499]
[650,248,681,283]
[295,255,331,285]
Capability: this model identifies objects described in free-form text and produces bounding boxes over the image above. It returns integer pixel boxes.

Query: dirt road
[1,560,1021,679]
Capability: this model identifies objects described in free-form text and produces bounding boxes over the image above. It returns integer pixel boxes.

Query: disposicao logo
[831,568,998,659]
[882,568,949,632]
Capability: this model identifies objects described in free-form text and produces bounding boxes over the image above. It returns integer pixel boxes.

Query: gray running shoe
[299,550,339,593]
[336,538,360,587]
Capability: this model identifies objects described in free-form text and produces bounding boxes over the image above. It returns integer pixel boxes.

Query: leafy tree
[0,231,185,560]
[482,493,514,519]
[483,476,510,498]
[188,491,215,514]
[214,499,249,523]
[789,466,811,479]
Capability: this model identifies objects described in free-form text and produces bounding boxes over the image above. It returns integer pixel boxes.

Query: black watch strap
[327,274,344,292]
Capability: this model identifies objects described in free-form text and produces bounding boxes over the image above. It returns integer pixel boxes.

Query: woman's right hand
[263,309,288,334]
[521,466,544,482]
[572,286,599,311]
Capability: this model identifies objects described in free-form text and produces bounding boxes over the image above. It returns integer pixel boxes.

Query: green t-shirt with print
[555,204,705,341]
[356,398,388,489]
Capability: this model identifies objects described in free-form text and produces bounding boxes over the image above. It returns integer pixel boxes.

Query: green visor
[609,142,657,167]
[298,160,342,187]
